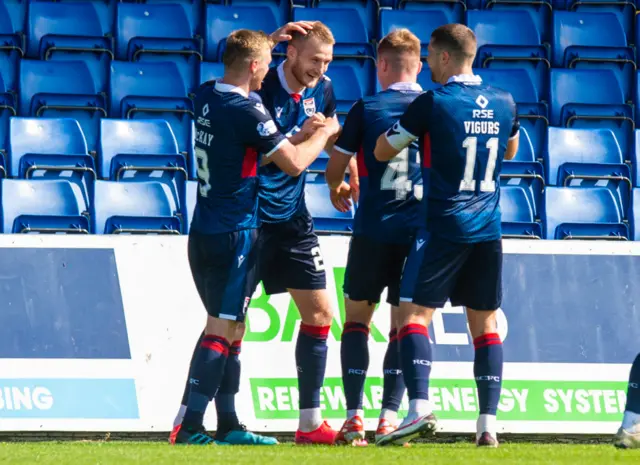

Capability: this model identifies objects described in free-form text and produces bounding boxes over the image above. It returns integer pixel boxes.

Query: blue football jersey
[257,62,337,223]
[387,74,519,243]
[334,82,424,244]
[191,81,287,235]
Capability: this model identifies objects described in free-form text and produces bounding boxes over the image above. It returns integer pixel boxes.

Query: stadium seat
[416,69,442,92]
[500,185,542,238]
[1,179,89,234]
[479,0,551,44]
[136,0,201,32]
[92,180,181,235]
[550,69,633,158]
[27,2,112,60]
[467,10,549,99]
[204,5,279,62]
[9,117,95,207]
[315,0,381,40]
[305,173,354,234]
[116,3,201,92]
[293,7,375,95]
[0,1,25,57]
[631,188,640,240]
[379,9,449,58]
[185,179,197,234]
[98,119,187,230]
[552,11,633,102]
[543,187,628,240]
[41,0,115,32]
[227,0,291,25]
[632,129,640,186]
[546,127,630,216]
[325,64,363,119]
[574,0,635,44]
[110,61,194,159]
[397,0,464,25]
[474,67,548,158]
[199,62,224,85]
[19,59,107,154]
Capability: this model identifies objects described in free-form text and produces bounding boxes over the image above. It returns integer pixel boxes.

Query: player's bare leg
[467,308,502,448]
[377,302,437,446]
[615,353,640,449]
[337,298,375,446]
[289,288,338,445]
[174,317,239,445]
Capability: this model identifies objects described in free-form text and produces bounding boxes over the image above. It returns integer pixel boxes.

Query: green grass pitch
[0,441,639,464]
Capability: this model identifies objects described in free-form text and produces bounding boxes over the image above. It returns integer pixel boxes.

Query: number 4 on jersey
[381,148,412,200]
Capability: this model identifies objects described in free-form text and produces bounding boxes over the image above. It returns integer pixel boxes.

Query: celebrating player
[615,353,640,448]
[324,29,424,446]
[172,27,340,446]
[373,24,519,447]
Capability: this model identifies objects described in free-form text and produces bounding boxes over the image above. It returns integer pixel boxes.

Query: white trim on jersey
[214,81,248,98]
[388,82,423,92]
[334,145,357,156]
[509,129,520,141]
[446,74,482,86]
[264,138,288,158]
[385,121,418,151]
[218,313,240,321]
[277,61,298,95]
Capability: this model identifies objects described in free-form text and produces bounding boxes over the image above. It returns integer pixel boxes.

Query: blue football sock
[341,322,370,412]
[399,324,432,401]
[382,328,405,413]
[182,335,230,430]
[216,340,242,431]
[181,332,204,407]
[473,333,504,416]
[626,352,640,414]
[296,323,330,410]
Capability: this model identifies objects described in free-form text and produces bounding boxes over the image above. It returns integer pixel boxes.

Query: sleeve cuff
[386,122,418,151]
[508,130,520,141]
[334,145,357,156]
[264,138,288,158]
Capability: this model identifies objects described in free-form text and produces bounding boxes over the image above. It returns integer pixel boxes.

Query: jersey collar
[214,81,248,98]
[388,82,423,92]
[446,74,482,85]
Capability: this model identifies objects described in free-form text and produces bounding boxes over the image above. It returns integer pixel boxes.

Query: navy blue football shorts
[343,234,412,307]
[400,230,503,311]
[188,228,260,322]
[259,211,326,295]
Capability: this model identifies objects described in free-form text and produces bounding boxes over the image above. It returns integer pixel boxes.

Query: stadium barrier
[0,236,638,435]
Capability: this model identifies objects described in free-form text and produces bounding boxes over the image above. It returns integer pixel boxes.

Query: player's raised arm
[374,91,432,162]
[504,102,521,160]
[269,117,341,176]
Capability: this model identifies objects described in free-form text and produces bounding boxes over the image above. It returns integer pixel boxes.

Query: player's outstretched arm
[504,135,520,161]
[268,118,340,176]
[374,130,402,162]
[325,149,354,213]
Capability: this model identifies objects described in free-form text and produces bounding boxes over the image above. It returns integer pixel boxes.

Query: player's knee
[466,308,497,339]
[233,322,246,343]
[290,288,333,326]
[205,316,240,342]
[345,299,375,325]
[397,302,435,327]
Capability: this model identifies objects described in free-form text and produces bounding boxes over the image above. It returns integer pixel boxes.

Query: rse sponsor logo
[472,109,494,119]
[475,95,489,109]
[196,130,214,146]
[197,117,211,127]
[257,120,278,137]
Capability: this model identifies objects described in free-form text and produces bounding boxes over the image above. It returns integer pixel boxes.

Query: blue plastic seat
[136,0,200,32]
[467,10,549,99]
[0,1,25,56]
[116,3,201,92]
[631,188,640,240]
[39,0,116,32]
[397,0,464,24]
[204,5,279,62]
[546,127,630,216]
[199,62,224,85]
[9,117,95,206]
[569,0,635,44]
[379,9,449,58]
[227,0,291,25]
[325,64,363,118]
[2,179,89,234]
[479,0,551,43]
[416,69,442,93]
[305,174,354,234]
[552,11,633,102]
[92,180,181,235]
[543,187,628,240]
[27,2,112,60]
[500,185,542,238]
[315,0,378,40]
[19,59,106,154]
[110,61,193,159]
[185,179,197,234]
[631,129,640,186]
[99,119,187,229]
[293,7,375,95]
[550,68,632,157]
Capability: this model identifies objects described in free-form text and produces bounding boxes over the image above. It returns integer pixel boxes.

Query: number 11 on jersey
[459,136,499,193]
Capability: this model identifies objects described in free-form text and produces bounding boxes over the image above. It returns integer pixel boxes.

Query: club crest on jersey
[303,98,316,117]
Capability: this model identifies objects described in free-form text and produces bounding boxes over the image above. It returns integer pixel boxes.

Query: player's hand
[330,181,353,213]
[348,173,360,204]
[269,21,314,45]
[300,113,327,139]
[321,116,341,138]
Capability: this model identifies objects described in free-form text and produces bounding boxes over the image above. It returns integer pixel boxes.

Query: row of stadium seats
[3,175,639,240]
[2,1,635,48]
[1,58,640,159]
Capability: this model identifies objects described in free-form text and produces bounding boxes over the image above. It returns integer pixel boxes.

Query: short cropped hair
[378,28,421,62]
[290,21,335,46]
[430,24,477,63]
[223,29,272,69]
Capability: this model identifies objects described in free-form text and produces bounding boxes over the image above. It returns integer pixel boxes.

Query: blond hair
[290,21,335,46]
[223,29,272,70]
[377,28,421,72]
[430,24,477,63]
